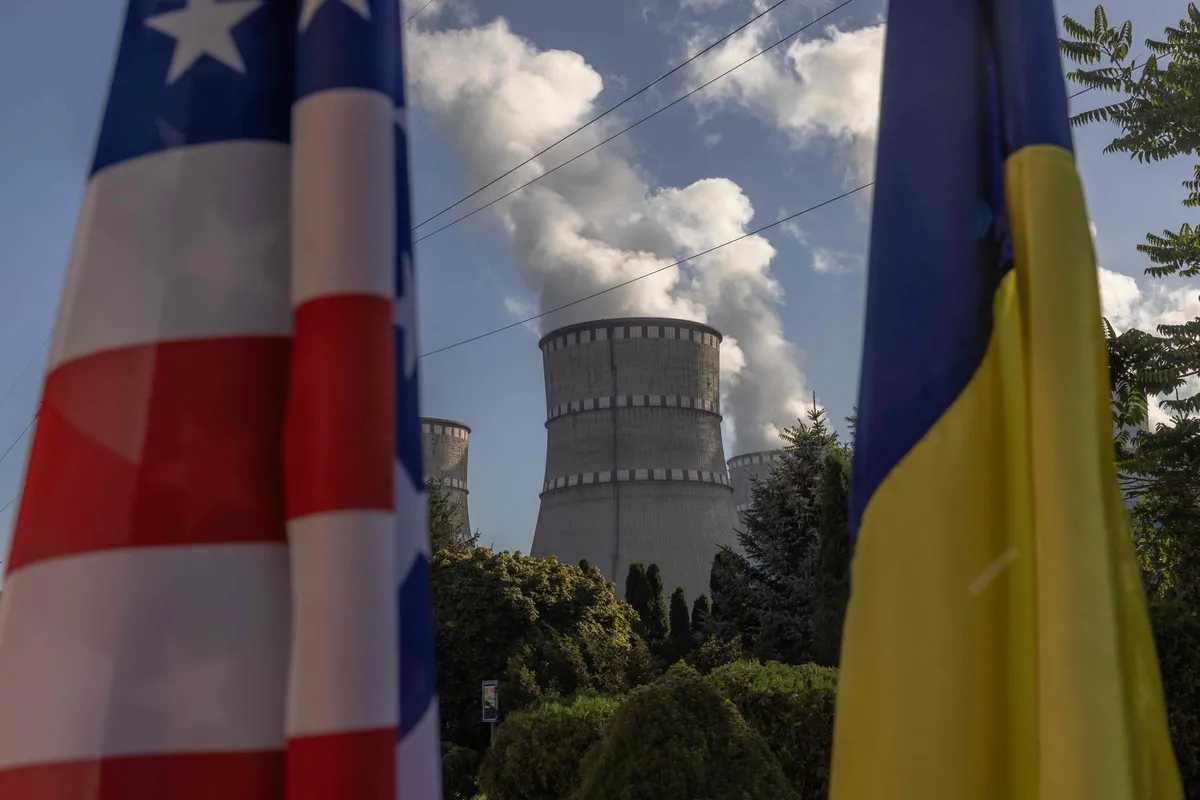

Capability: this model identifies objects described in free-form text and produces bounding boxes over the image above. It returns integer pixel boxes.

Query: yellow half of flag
[831,0,1182,797]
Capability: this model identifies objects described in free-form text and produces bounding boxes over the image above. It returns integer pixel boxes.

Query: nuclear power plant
[529,317,740,603]
[727,450,784,524]
[421,417,472,540]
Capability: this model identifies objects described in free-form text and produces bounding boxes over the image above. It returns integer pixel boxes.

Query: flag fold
[0,0,440,797]
[833,0,1182,798]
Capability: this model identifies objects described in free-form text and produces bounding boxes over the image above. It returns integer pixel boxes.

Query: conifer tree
[811,446,852,667]
[690,593,712,642]
[668,587,692,660]
[708,408,840,664]
[641,565,670,643]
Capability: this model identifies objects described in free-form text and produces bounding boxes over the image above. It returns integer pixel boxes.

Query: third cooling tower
[727,450,784,525]
[421,417,472,541]
[530,317,739,603]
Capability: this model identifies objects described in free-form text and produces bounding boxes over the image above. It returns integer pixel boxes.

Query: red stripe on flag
[285,729,394,800]
[285,295,394,518]
[0,751,284,800]
[8,338,291,573]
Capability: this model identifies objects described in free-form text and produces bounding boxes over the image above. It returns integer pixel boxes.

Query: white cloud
[813,248,838,273]
[703,132,723,148]
[1089,219,1098,239]
[407,18,813,452]
[1099,267,1199,334]
[1098,266,1200,426]
[680,0,735,11]
[780,219,805,243]
[684,22,886,182]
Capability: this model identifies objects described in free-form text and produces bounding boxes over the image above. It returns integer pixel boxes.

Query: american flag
[0,0,441,797]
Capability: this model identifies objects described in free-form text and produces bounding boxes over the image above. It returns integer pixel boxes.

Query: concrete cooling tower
[727,450,784,525]
[421,418,472,540]
[530,317,739,603]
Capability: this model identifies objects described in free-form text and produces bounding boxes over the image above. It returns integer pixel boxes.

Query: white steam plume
[406,18,811,452]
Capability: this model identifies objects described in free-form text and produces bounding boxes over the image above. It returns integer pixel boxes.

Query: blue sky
[0,0,1192,567]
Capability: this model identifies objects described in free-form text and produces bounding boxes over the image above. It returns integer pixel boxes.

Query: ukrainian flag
[830,0,1183,797]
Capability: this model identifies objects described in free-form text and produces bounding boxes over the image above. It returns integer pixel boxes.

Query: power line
[1067,58,1148,100]
[0,413,37,469]
[0,494,18,516]
[413,0,859,246]
[403,0,439,27]
[418,181,873,359]
[0,334,49,412]
[411,0,797,230]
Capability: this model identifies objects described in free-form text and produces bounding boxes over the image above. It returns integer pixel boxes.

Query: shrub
[576,664,797,800]
[477,693,621,800]
[710,660,838,800]
[441,742,480,800]
[432,549,646,750]
[1151,602,1200,797]
[687,634,743,675]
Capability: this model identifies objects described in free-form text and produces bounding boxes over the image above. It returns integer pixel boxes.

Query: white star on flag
[146,0,263,85]
[299,0,371,31]
[395,253,417,380]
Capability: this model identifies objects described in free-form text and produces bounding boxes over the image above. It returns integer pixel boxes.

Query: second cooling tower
[530,317,739,603]
[421,418,472,540]
[727,450,784,525]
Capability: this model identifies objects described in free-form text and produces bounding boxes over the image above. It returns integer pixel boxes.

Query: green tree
[441,742,480,800]
[576,664,798,800]
[624,562,646,606]
[707,548,750,640]
[477,693,621,800]
[1061,5,1200,610]
[426,477,464,552]
[1151,601,1200,796]
[810,446,852,667]
[709,408,841,663]
[667,586,692,661]
[686,634,744,675]
[578,558,592,572]
[690,593,712,642]
[641,564,670,643]
[432,549,650,752]
[1063,11,1200,792]
[710,660,839,800]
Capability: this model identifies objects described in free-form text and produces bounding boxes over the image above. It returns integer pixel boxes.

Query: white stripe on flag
[292,89,396,305]
[0,544,291,770]
[397,696,443,798]
[286,511,399,737]
[51,142,292,370]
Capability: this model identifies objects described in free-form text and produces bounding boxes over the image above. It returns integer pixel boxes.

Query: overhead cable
[410,0,799,229]
[413,0,859,245]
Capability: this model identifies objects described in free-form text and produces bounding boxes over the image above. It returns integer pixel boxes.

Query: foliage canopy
[710,660,839,800]
[477,693,621,800]
[575,663,797,800]
[1062,4,1200,610]
[432,549,649,751]
[709,409,852,665]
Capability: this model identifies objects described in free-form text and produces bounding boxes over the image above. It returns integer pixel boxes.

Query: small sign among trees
[481,679,499,723]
